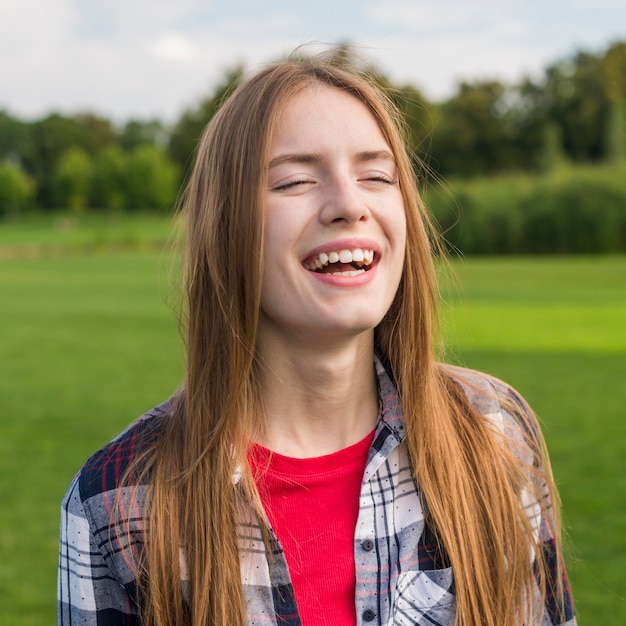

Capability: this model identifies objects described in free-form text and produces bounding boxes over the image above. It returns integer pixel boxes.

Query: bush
[52,145,180,211]
[90,147,128,210]
[425,164,626,254]
[124,145,180,210]
[53,148,93,211]
[521,177,626,253]
[0,161,34,217]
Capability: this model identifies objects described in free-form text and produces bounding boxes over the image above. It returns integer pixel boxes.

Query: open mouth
[303,248,375,276]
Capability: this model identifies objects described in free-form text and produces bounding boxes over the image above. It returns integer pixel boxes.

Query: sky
[1,0,625,123]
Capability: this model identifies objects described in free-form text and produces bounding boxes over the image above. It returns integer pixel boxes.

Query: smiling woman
[57,56,577,626]
[259,83,406,361]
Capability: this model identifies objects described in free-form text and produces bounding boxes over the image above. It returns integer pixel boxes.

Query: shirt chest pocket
[390,567,456,626]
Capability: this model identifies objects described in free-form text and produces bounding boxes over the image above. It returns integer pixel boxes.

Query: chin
[318,316,383,337]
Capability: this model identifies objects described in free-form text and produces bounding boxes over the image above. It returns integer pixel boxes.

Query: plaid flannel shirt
[58,357,576,625]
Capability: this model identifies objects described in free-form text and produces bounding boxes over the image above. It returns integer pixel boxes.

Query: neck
[255,333,378,458]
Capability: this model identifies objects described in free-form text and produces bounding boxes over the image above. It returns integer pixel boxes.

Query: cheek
[390,210,408,282]
[261,211,286,272]
[391,205,408,256]
[260,210,299,290]
[263,203,299,248]
[262,205,279,246]
[399,213,408,245]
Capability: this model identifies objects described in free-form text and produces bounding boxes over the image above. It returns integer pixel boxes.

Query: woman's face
[258,83,407,347]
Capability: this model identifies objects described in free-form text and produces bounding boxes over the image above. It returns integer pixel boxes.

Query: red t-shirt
[249,430,375,626]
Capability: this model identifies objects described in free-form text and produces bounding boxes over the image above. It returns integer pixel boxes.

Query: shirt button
[362,539,375,551]
[362,609,376,622]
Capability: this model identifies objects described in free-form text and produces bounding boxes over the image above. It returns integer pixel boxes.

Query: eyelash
[365,175,395,185]
[273,175,396,191]
[273,179,309,191]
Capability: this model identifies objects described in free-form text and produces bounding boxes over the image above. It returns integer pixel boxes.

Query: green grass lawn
[0,250,183,625]
[0,210,176,254]
[0,229,624,623]
[441,256,626,623]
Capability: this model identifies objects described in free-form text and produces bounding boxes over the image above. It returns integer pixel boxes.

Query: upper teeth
[304,248,374,271]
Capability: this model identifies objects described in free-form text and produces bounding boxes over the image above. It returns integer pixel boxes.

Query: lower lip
[306,263,378,287]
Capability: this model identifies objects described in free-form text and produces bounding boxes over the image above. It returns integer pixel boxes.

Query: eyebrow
[268,149,395,169]
[269,153,323,168]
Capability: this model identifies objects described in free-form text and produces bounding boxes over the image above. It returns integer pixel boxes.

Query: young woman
[58,58,577,626]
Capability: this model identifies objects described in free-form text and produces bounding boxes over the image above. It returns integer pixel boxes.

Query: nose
[319,174,370,225]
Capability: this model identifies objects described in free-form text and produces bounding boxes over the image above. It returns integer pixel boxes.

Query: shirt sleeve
[499,386,577,626]
[58,475,140,626]
[535,467,577,625]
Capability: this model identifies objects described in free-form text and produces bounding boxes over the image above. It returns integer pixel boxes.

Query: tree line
[1,40,625,216]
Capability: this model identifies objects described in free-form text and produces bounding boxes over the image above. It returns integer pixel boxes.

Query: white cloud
[92,0,213,33]
[0,0,623,121]
[0,0,301,121]
[151,34,195,61]
[361,0,590,97]
[0,0,76,52]
[367,0,528,36]
[369,32,551,100]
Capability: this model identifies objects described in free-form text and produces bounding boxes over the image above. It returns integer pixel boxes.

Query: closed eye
[271,178,314,192]
[361,174,397,185]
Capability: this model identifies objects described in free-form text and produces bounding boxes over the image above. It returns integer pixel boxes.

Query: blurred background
[1,1,625,624]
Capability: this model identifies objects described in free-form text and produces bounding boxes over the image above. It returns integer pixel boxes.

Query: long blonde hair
[125,58,569,625]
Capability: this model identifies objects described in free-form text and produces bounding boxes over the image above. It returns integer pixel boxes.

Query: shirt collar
[361,354,407,483]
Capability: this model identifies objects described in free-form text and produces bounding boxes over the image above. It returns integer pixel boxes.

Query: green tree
[21,113,114,208]
[168,66,244,182]
[430,80,517,176]
[124,145,179,210]
[602,42,626,162]
[120,119,168,151]
[53,148,93,211]
[0,161,34,217]
[537,123,568,172]
[541,51,609,161]
[73,113,116,154]
[0,111,30,165]
[90,146,128,210]
[510,78,561,171]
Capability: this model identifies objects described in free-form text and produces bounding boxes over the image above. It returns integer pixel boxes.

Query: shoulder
[441,364,542,463]
[59,400,176,608]
[71,397,175,505]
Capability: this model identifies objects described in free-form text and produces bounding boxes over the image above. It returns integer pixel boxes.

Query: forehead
[270,83,390,153]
